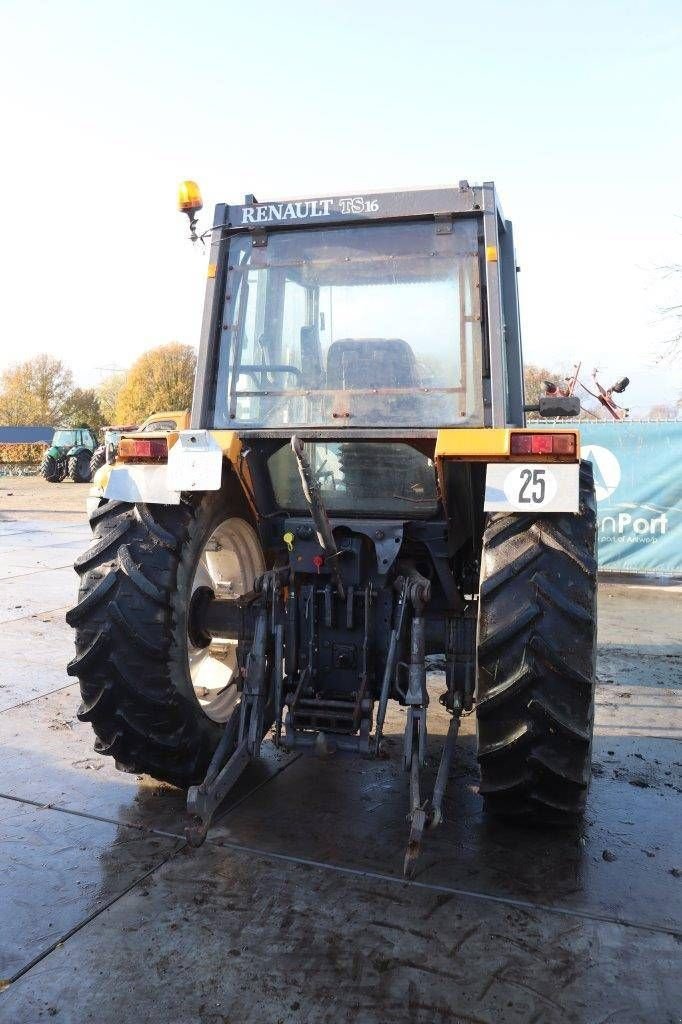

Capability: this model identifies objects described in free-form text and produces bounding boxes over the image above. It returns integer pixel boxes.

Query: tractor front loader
[67,182,597,872]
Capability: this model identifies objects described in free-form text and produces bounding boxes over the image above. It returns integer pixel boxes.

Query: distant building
[0,426,53,443]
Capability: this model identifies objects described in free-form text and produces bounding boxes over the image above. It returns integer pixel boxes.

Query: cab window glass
[214,219,483,429]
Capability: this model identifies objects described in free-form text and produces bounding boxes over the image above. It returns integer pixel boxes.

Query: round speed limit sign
[484,462,579,513]
[503,465,558,509]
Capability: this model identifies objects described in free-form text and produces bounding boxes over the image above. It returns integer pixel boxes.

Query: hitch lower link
[186,567,463,876]
[390,574,463,877]
[186,608,272,847]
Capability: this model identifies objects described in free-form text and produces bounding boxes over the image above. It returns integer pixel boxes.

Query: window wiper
[391,492,436,504]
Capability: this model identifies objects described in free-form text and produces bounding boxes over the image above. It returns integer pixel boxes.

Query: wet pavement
[0,487,680,1023]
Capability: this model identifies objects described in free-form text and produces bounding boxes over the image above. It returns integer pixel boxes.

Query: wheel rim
[188,517,264,723]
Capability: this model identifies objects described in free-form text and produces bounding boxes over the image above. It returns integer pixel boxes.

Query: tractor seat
[326,338,418,390]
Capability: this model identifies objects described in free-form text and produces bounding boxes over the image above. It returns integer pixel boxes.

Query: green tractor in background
[40,426,98,483]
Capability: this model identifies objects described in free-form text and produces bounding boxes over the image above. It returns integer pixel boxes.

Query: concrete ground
[0,477,680,1024]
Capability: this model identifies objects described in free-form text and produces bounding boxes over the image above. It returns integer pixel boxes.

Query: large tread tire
[89,447,106,477]
[68,451,91,483]
[476,461,597,821]
[40,453,61,482]
[66,480,260,787]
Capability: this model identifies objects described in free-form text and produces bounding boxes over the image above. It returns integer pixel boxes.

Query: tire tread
[476,460,597,821]
[67,499,221,787]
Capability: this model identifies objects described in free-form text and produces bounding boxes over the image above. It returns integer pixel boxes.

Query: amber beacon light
[178,180,203,214]
[178,180,203,241]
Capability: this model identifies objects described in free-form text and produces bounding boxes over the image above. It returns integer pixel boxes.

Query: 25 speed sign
[484,463,579,513]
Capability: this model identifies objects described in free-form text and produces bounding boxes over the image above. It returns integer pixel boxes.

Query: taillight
[118,437,168,462]
[551,433,576,455]
[510,432,576,456]
[509,433,532,454]
[531,434,553,454]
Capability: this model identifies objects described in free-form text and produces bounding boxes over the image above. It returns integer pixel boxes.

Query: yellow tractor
[68,181,596,870]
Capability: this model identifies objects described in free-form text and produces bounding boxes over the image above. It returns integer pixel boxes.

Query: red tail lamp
[510,432,576,456]
[118,437,169,462]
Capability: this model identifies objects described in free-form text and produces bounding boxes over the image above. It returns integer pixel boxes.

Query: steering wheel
[239,364,302,387]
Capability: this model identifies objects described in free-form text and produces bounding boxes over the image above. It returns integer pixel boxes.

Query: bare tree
[646,402,677,421]
[657,263,681,363]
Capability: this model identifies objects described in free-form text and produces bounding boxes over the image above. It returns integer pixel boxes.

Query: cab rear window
[268,441,438,518]
[141,419,177,432]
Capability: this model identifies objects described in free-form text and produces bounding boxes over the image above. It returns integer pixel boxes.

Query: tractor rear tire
[68,451,92,483]
[476,461,597,821]
[66,484,262,787]
[41,453,62,482]
[89,446,106,477]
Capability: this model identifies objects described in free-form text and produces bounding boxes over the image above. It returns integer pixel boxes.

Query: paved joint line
[0,562,75,582]
[0,520,87,537]
[0,604,70,627]
[0,680,74,716]
[212,752,303,826]
[206,837,682,941]
[0,751,302,839]
[4,842,187,987]
[0,792,186,840]
[0,750,305,988]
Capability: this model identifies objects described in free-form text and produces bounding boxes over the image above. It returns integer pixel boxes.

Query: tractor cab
[50,427,97,454]
[190,185,526,530]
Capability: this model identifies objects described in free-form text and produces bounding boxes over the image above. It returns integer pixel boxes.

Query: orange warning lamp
[178,180,203,215]
[178,180,203,242]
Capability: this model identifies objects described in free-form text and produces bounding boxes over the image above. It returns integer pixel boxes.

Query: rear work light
[510,432,577,456]
[118,437,169,462]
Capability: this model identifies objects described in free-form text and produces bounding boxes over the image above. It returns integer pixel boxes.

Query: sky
[0,0,680,415]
